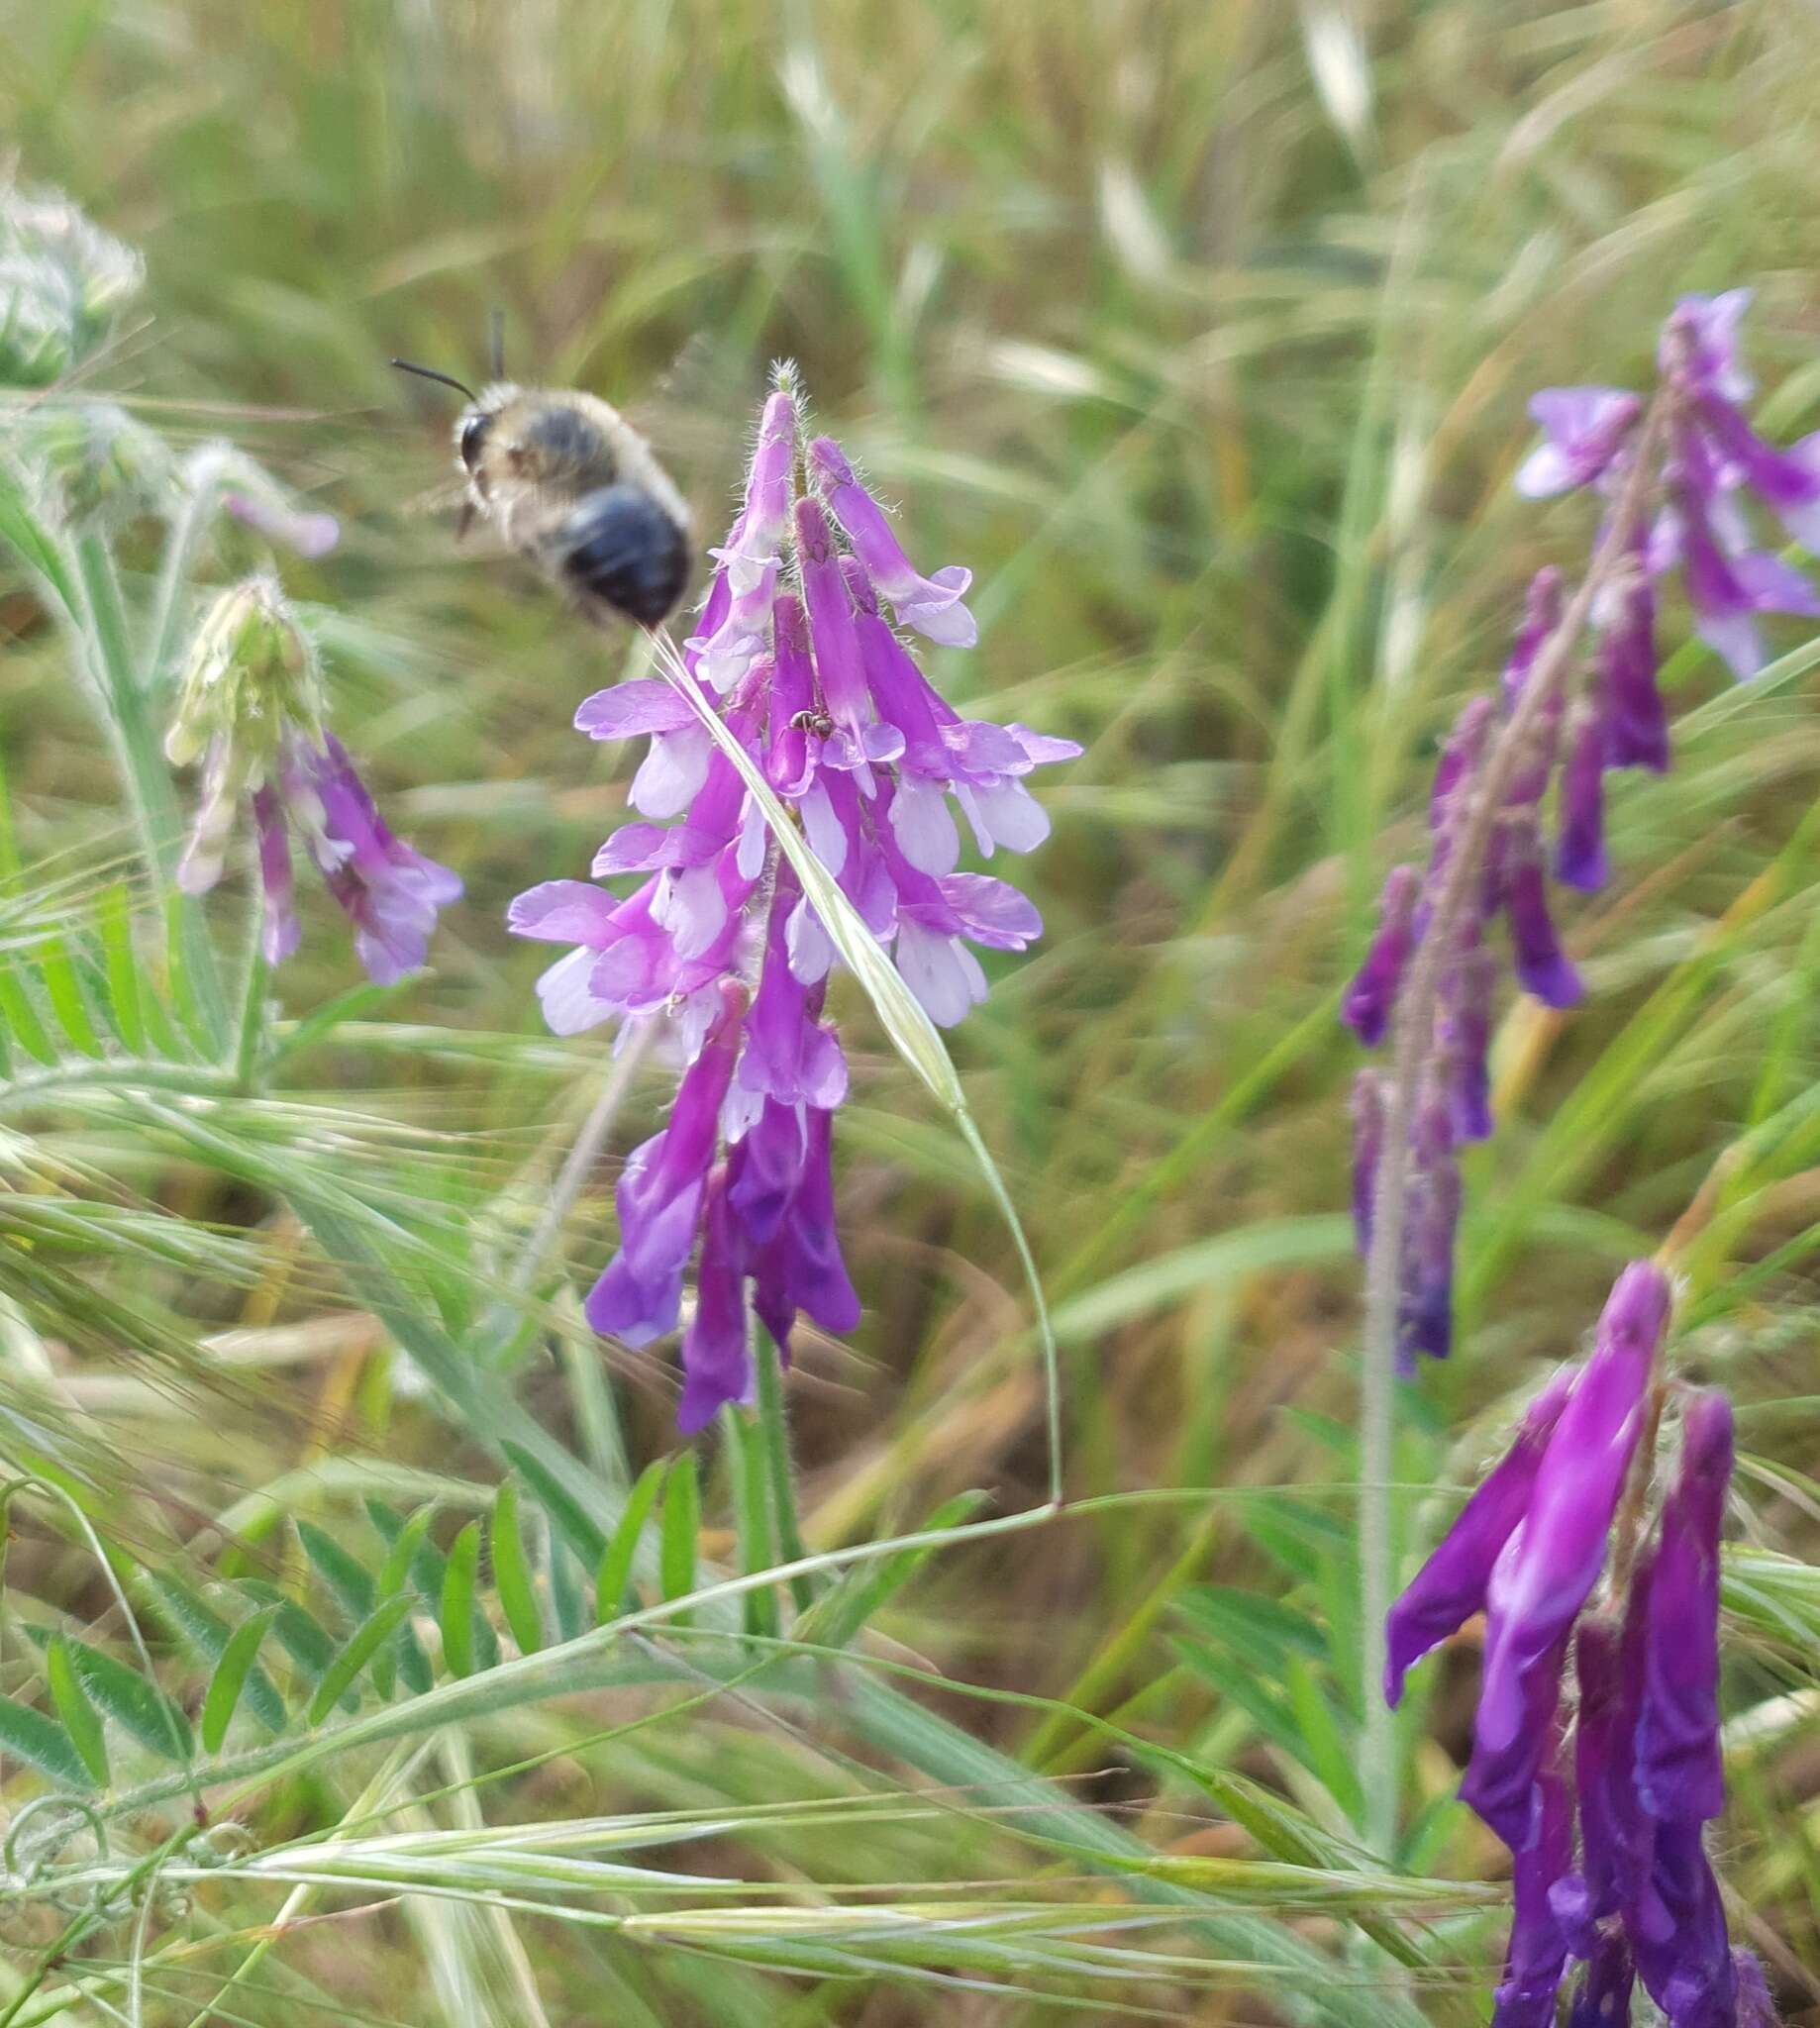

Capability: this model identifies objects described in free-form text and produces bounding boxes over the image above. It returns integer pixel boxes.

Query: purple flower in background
[1345,293,1820,1372]
[167,578,460,982]
[513,367,1075,1428]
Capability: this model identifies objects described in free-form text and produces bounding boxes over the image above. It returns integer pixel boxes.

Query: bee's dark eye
[458,413,492,471]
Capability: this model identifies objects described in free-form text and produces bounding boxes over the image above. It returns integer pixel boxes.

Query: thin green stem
[66,532,229,1052]
[755,1332,815,1615]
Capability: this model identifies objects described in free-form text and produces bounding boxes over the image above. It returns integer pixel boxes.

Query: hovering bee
[392,335,692,630]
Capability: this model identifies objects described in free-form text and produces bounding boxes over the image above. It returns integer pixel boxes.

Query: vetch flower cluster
[0,179,144,389]
[1347,295,1820,1367]
[509,369,1078,1429]
[1386,1263,1773,2026]
[166,576,461,982]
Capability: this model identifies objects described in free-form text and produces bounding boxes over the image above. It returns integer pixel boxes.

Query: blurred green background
[5,1,1820,2020]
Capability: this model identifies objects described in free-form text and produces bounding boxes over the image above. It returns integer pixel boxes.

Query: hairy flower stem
[68,533,231,1050]
[1358,397,1671,1859]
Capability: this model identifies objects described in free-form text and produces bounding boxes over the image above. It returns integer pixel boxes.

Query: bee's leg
[455,498,475,543]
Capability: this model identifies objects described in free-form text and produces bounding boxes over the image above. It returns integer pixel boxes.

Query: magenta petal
[1635,1389,1731,1826]
[1490,1740,1574,2028]
[1342,863,1421,1046]
[252,785,300,964]
[1515,389,1643,499]
[574,678,697,741]
[1383,1368,1574,1707]
[676,1171,754,1433]
[1465,1262,1667,1845]
[508,879,625,946]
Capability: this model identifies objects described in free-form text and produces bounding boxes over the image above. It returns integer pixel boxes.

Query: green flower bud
[164,576,322,773]
[0,183,144,388]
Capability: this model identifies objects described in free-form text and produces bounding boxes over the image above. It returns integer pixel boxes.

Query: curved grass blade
[650,629,1063,1506]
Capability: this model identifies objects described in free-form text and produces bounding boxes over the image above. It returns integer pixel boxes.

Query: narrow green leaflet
[20,1628,192,1764]
[201,1605,281,1754]
[0,1692,94,1791]
[440,1520,482,1678]
[308,1594,416,1726]
[658,1453,700,1628]
[595,1459,667,1625]
[491,1483,544,1657]
[45,1634,109,1786]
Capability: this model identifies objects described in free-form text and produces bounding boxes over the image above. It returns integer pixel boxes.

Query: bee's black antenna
[389,358,479,402]
[487,307,506,381]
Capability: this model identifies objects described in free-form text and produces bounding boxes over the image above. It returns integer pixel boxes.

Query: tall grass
[0,1,1818,2020]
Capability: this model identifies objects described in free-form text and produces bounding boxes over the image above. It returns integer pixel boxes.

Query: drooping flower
[1383,1366,1573,1706]
[166,577,460,981]
[1464,1263,1664,1845]
[515,368,1075,1429]
[1387,1267,1772,2025]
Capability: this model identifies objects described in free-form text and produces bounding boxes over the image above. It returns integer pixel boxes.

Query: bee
[789,707,834,738]
[392,343,692,631]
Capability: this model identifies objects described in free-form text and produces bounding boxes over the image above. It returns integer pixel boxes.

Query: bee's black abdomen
[558,485,689,627]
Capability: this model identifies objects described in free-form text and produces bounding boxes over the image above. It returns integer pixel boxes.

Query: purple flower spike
[749,1104,862,1357]
[1491,1739,1574,2028]
[1635,1389,1732,1826]
[1503,568,1567,707]
[1342,863,1421,1046]
[511,375,1072,1430]
[1515,389,1644,500]
[1465,1262,1668,1845]
[1384,1367,1574,1706]
[810,436,977,647]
